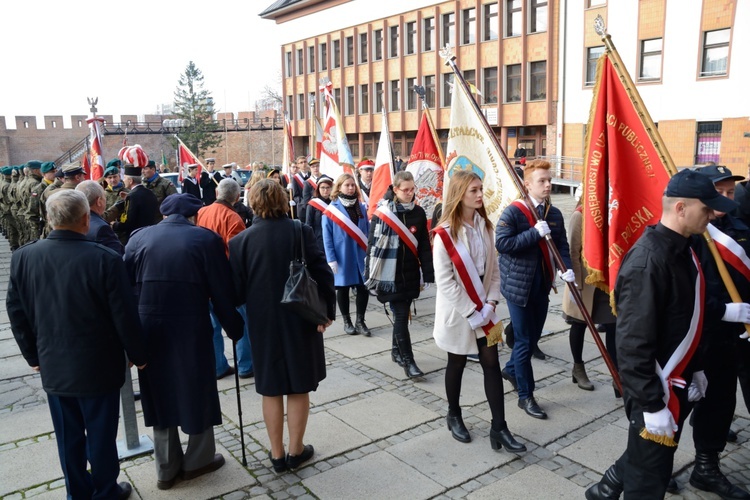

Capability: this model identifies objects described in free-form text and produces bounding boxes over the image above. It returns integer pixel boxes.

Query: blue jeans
[504,298,549,399]
[211,302,253,377]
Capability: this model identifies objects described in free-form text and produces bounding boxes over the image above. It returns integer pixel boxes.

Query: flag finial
[440,44,454,65]
[594,15,607,37]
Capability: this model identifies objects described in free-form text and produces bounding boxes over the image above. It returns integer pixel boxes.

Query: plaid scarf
[365,199,414,293]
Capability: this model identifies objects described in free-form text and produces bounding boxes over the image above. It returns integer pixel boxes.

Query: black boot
[585,465,623,500]
[342,315,357,335]
[489,425,526,453]
[355,315,371,336]
[446,410,471,443]
[391,336,404,366]
[690,451,750,499]
[395,328,423,378]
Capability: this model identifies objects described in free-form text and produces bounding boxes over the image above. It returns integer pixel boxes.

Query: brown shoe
[182,453,226,481]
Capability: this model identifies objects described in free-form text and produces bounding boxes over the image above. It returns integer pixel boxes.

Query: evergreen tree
[172,61,222,157]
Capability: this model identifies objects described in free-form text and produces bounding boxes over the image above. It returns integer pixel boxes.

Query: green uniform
[23,174,45,240]
[6,175,21,249]
[39,179,63,238]
[103,184,129,223]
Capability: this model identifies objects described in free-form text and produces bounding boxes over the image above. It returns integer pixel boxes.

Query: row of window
[285,62,546,120]
[284,0,548,77]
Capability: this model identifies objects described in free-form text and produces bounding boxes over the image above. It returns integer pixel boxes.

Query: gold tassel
[639,428,677,447]
[486,321,504,347]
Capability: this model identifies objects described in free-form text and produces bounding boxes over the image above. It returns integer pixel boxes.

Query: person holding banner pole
[365,171,434,379]
[305,177,334,254]
[323,173,371,336]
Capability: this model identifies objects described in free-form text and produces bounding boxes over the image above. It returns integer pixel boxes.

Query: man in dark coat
[124,193,244,490]
[112,165,160,245]
[8,189,146,500]
[77,180,124,255]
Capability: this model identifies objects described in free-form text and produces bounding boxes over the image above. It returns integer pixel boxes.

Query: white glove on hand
[535,220,551,237]
[643,407,678,437]
[558,269,576,283]
[289,200,297,207]
[287,182,293,190]
[688,370,708,402]
[328,261,338,274]
[480,303,495,321]
[722,303,750,323]
[468,310,489,330]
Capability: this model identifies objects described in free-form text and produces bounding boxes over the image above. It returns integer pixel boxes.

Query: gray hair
[75,180,106,207]
[47,190,89,229]
[125,175,141,185]
[217,178,240,203]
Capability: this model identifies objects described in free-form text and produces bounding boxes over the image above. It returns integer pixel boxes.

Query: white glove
[688,370,708,402]
[287,182,293,190]
[289,200,297,207]
[534,220,551,237]
[558,269,576,283]
[468,310,489,330]
[480,303,495,321]
[722,303,750,323]
[328,261,338,274]
[642,407,678,437]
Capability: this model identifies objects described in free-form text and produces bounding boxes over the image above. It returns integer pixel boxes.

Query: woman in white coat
[432,170,525,453]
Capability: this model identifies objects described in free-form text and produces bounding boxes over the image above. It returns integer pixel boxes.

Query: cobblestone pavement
[2,193,749,499]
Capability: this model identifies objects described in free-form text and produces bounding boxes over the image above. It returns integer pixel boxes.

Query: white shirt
[462,211,487,277]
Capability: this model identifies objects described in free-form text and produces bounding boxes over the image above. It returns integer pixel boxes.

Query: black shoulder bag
[280,220,329,325]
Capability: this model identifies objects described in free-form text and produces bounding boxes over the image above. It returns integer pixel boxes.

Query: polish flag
[368,110,394,218]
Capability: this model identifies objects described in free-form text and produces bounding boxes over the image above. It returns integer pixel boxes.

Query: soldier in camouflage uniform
[22,161,45,241]
[0,168,17,248]
[7,167,22,250]
[142,160,177,212]
[0,167,7,236]
[28,162,56,239]
[102,165,129,223]
[39,168,64,238]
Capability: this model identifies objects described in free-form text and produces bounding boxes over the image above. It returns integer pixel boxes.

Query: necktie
[537,204,544,220]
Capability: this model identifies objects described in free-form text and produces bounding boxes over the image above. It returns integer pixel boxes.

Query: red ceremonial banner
[581,53,671,295]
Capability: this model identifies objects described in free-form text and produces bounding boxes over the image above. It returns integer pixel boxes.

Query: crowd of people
[6,152,750,499]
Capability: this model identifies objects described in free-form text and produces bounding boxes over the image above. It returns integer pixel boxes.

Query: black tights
[569,322,618,368]
[445,337,506,432]
[336,285,368,317]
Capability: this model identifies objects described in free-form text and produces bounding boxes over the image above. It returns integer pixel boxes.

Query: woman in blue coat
[323,173,371,335]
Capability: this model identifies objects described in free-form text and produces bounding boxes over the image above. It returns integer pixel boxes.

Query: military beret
[160,193,203,217]
[103,166,120,177]
[123,165,142,176]
[40,162,56,173]
[62,164,84,176]
[26,160,43,170]
[1,167,11,176]
[106,158,122,169]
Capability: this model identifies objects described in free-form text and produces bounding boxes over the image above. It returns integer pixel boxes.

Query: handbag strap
[292,219,306,264]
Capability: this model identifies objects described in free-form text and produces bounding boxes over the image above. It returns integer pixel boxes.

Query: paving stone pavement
[1,193,749,499]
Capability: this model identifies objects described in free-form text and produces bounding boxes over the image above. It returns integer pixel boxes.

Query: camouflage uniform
[25,176,47,240]
[143,174,177,213]
[6,171,21,249]
[103,184,129,223]
[39,178,63,238]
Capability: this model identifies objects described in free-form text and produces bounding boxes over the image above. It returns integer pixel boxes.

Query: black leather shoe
[239,371,254,379]
[286,444,314,470]
[518,397,547,419]
[502,369,518,391]
[355,316,371,336]
[446,412,471,443]
[343,315,357,335]
[489,428,526,453]
[182,453,225,480]
[133,391,141,401]
[216,366,234,380]
[690,452,750,499]
[269,451,287,473]
[666,477,679,494]
[156,476,177,490]
[403,359,424,379]
[118,481,133,499]
[532,347,546,360]
[728,428,738,442]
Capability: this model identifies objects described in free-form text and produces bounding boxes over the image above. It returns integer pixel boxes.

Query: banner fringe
[639,428,678,447]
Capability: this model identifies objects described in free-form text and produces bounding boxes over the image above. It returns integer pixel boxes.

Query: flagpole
[309,100,315,159]
[441,46,621,392]
[596,16,749,335]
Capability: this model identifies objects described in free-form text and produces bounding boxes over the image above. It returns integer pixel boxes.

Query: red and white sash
[657,249,705,427]
[308,197,329,214]
[707,223,750,282]
[294,173,305,190]
[324,202,368,250]
[511,200,555,284]
[307,177,318,190]
[434,225,501,338]
[374,204,418,257]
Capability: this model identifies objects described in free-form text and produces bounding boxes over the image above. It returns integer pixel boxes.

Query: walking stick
[232,341,247,466]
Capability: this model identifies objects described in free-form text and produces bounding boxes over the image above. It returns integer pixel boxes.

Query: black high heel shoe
[489,428,527,453]
[446,412,471,443]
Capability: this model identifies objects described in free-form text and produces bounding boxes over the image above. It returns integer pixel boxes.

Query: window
[296,49,304,75]
[390,80,400,111]
[585,46,605,85]
[505,64,521,102]
[308,47,315,74]
[483,3,498,41]
[424,75,435,108]
[484,67,498,103]
[464,69,476,86]
[297,94,305,119]
[319,43,328,71]
[404,21,417,55]
[77,120,82,127]
[442,12,455,48]
[588,0,606,6]
[701,29,730,77]
[442,73,453,107]
[308,92,315,115]
[529,61,546,100]
[375,82,384,112]
[285,52,292,77]
[530,0,548,33]
[695,121,722,164]
[389,26,399,57]
[639,38,662,81]
[506,0,522,37]
[333,88,341,108]
[286,96,294,120]
[359,33,368,63]
[461,8,476,44]
[333,39,341,68]
[360,84,369,114]
[345,86,355,115]
[345,36,354,66]
[373,29,383,60]
[406,77,417,110]
[52,120,56,128]
[349,137,360,158]
[423,17,435,51]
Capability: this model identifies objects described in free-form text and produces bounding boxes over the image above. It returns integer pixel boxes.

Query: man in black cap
[200,158,220,205]
[142,160,177,208]
[124,193,244,490]
[182,164,202,199]
[301,158,323,219]
[112,165,160,246]
[586,168,750,499]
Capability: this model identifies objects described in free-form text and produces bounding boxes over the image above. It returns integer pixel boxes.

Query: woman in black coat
[365,171,434,378]
[229,180,335,473]
[305,177,333,253]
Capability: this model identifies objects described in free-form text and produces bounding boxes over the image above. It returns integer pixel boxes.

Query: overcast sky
[0,0,287,128]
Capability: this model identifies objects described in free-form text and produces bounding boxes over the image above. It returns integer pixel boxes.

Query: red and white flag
[81,151,91,180]
[407,111,444,223]
[176,137,203,182]
[86,116,105,180]
[319,82,353,180]
[368,111,394,218]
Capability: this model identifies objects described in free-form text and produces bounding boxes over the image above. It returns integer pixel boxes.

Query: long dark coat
[229,217,335,396]
[124,215,244,434]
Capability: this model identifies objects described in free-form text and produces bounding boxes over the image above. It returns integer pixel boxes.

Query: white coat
[432,221,502,355]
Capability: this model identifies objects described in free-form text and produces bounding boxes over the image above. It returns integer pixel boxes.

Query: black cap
[666,169,738,213]
[695,165,745,184]
[123,165,142,176]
